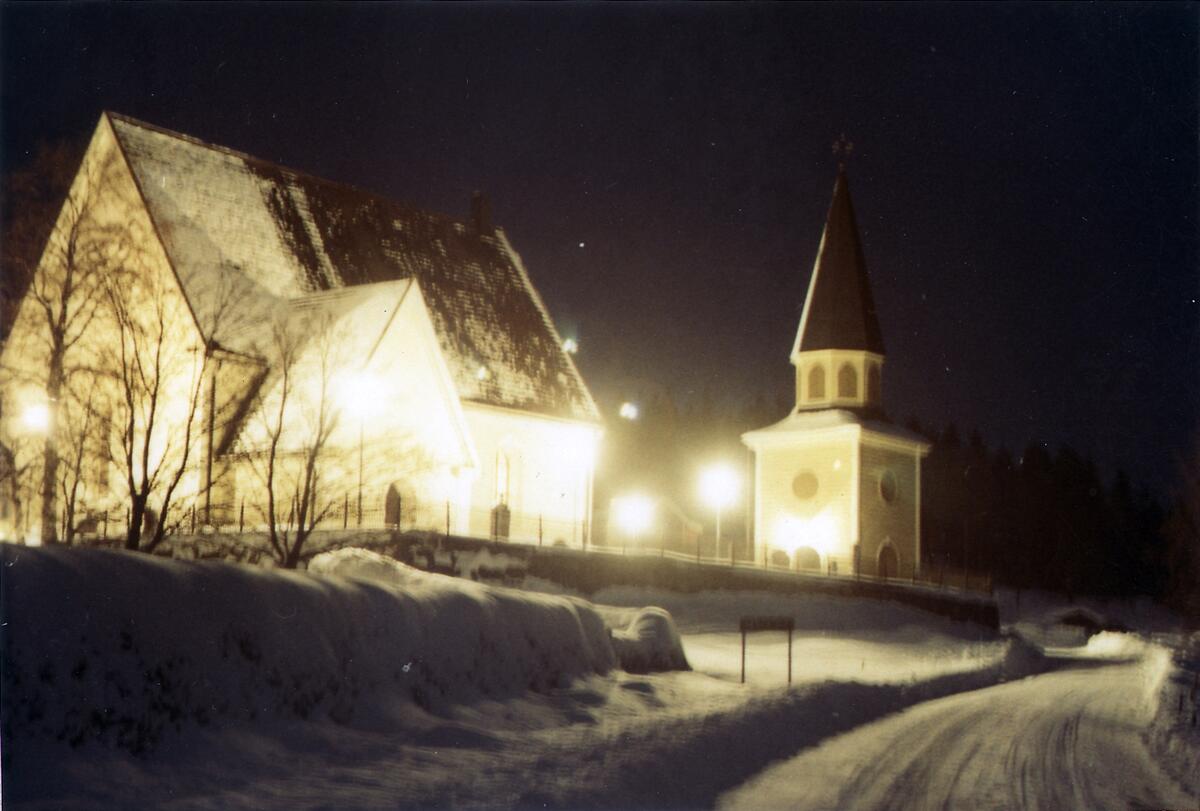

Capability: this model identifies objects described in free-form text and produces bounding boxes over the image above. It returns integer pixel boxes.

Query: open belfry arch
[743,155,930,577]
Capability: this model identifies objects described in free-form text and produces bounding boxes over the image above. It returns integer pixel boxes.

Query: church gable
[107,113,599,424]
[2,115,204,405]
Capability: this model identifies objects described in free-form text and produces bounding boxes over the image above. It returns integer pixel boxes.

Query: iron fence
[53,494,992,595]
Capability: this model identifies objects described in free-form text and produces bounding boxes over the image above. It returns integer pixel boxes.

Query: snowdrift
[1147,632,1200,796]
[0,546,688,754]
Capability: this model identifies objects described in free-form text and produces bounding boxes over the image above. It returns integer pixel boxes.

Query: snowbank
[581,584,998,639]
[1147,632,1200,796]
[995,587,1183,634]
[0,545,629,753]
[315,548,690,675]
[606,607,691,674]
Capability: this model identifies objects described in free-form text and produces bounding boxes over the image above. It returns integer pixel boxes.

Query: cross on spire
[832,134,854,170]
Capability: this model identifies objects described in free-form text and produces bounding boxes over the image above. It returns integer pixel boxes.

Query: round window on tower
[793,471,819,500]
[879,470,898,503]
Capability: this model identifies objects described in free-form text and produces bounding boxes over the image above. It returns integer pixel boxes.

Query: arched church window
[867,364,881,403]
[879,470,897,503]
[807,365,825,400]
[838,363,858,398]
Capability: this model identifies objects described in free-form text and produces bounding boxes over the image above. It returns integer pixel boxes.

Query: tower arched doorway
[794,546,821,571]
[877,544,899,580]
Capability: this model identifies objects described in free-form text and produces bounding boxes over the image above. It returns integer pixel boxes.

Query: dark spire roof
[793,168,885,356]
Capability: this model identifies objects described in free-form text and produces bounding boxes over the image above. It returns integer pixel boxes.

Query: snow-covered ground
[4,545,1191,810]
[718,635,1199,811]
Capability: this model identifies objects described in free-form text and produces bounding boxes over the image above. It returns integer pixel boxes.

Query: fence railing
[52,496,992,595]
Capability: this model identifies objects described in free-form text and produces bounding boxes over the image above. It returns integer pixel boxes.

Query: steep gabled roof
[792,169,885,357]
[106,112,599,423]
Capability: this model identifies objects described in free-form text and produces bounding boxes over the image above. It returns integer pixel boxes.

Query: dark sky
[3,2,1197,494]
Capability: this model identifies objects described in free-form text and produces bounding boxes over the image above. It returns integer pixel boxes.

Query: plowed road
[719,659,1196,811]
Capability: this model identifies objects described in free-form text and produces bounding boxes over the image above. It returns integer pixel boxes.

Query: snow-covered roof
[742,408,929,449]
[108,113,599,423]
[792,169,886,358]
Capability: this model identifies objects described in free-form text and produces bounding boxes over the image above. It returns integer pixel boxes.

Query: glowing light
[476,365,491,381]
[578,242,586,248]
[699,464,740,511]
[337,372,382,420]
[619,402,639,420]
[562,338,579,355]
[613,493,654,537]
[772,511,839,557]
[21,403,50,433]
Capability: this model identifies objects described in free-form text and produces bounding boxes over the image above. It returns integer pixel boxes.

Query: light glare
[22,403,50,433]
[699,464,740,510]
[613,493,654,536]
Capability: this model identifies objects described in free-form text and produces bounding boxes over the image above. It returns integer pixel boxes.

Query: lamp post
[699,464,740,565]
[338,372,378,528]
[613,493,653,556]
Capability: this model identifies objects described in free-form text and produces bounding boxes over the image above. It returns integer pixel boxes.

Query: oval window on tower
[879,470,898,503]
[793,471,819,500]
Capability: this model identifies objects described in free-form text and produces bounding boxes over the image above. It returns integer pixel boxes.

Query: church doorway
[385,483,404,529]
[877,544,898,579]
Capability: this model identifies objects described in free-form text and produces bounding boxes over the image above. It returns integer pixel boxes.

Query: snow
[1,545,617,758]
[1146,631,1200,797]
[717,637,1198,811]
[109,114,598,422]
[13,544,1180,810]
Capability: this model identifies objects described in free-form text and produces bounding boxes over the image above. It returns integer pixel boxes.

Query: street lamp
[612,493,654,555]
[21,402,51,434]
[699,464,740,564]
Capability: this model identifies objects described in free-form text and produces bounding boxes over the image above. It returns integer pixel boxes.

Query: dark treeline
[913,420,1169,599]
[595,386,1195,609]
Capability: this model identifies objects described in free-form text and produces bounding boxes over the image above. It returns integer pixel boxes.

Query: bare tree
[101,258,242,553]
[1,142,124,543]
[1,138,88,341]
[241,313,347,568]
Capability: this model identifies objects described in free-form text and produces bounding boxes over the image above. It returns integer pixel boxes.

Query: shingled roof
[792,168,885,356]
[107,112,599,423]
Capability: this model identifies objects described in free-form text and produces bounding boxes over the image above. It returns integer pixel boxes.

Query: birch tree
[242,313,346,568]
[102,262,240,553]
[1,143,122,543]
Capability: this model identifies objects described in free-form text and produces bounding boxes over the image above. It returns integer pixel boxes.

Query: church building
[742,167,929,578]
[1,113,601,545]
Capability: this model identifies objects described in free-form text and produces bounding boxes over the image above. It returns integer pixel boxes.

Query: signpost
[739,615,795,685]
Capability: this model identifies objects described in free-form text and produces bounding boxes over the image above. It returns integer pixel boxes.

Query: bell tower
[792,143,885,414]
[743,144,929,578]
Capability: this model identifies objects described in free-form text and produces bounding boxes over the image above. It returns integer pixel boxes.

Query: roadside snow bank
[607,607,691,674]
[318,549,691,676]
[0,546,619,754]
[584,585,997,639]
[1147,632,1200,796]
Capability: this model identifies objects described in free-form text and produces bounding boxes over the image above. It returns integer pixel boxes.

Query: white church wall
[462,404,599,547]
[1,117,212,542]
[753,430,860,572]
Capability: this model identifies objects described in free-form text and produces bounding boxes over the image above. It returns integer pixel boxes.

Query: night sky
[3,3,1197,494]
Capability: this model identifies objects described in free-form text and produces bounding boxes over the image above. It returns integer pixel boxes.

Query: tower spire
[790,161,885,412]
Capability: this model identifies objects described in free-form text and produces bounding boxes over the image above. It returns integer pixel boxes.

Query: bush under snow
[0,546,687,755]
